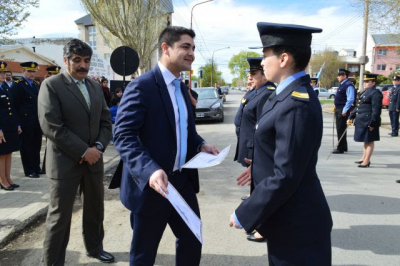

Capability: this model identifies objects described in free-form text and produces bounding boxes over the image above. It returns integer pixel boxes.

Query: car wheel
[219,113,224,122]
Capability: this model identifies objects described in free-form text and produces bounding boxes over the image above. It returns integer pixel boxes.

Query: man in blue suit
[112,26,218,265]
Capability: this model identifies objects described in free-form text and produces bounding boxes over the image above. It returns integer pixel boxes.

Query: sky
[10,0,368,83]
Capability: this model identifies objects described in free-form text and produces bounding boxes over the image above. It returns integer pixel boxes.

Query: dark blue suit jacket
[112,65,204,212]
[236,75,333,246]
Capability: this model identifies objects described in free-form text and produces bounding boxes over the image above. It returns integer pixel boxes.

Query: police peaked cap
[364,73,379,81]
[338,68,350,76]
[251,22,322,49]
[247,57,263,71]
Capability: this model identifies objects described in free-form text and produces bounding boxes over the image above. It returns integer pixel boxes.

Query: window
[88,26,97,50]
[378,49,387,56]
[377,64,386,71]
[349,66,359,73]
[104,53,111,60]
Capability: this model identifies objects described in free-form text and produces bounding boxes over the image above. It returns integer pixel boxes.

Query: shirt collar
[22,77,34,86]
[158,62,181,86]
[276,71,307,95]
[68,73,86,84]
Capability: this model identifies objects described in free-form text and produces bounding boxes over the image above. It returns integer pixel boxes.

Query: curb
[0,155,120,249]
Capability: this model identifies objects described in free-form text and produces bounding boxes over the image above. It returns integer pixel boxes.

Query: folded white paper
[182,145,230,169]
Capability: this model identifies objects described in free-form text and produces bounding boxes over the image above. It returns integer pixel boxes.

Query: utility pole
[359,0,369,92]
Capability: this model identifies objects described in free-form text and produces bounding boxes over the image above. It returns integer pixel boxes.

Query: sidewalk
[0,142,120,248]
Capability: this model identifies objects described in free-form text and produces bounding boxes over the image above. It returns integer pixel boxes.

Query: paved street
[1,90,400,265]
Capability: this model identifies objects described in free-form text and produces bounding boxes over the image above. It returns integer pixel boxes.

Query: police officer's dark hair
[63,39,93,60]
[158,26,196,55]
[270,45,311,73]
[100,78,108,84]
[4,70,12,75]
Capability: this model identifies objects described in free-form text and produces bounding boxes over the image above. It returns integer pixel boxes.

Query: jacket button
[8,107,11,110]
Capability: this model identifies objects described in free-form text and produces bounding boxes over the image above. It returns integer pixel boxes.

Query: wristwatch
[95,143,103,151]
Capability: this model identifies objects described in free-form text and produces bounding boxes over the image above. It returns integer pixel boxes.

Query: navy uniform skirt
[0,129,21,155]
[354,125,380,142]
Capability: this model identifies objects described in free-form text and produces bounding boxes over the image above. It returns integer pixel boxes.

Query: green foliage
[309,49,345,88]
[228,51,261,81]
[191,75,198,81]
[199,63,224,87]
[0,0,39,39]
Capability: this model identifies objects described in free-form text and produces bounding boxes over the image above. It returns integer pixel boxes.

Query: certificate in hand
[182,145,230,169]
[162,182,203,244]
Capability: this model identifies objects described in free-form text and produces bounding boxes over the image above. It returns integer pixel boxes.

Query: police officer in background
[230,22,332,265]
[14,61,42,178]
[310,77,318,95]
[333,68,355,154]
[388,74,400,137]
[46,65,61,77]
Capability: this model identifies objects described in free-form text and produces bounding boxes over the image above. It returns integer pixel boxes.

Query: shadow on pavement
[327,194,400,215]
[156,253,267,266]
[332,225,400,255]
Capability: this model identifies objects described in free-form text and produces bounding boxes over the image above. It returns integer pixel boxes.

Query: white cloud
[317,6,341,16]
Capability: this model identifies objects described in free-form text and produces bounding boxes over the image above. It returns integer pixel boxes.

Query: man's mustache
[77,68,89,73]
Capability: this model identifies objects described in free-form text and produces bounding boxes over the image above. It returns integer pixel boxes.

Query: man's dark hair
[63,38,93,60]
[158,26,196,55]
[270,46,311,73]
[5,70,12,75]
[100,78,108,84]
[111,96,120,106]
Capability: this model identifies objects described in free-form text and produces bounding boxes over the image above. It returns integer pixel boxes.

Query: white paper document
[182,145,230,169]
[162,182,203,244]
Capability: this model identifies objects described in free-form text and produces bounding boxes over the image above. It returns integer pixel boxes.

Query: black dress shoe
[87,250,115,263]
[332,149,344,154]
[358,162,370,168]
[391,135,398,137]
[344,148,348,152]
[247,233,266,243]
[0,184,14,191]
[396,180,400,184]
[388,133,393,135]
[26,173,40,178]
[11,183,20,188]
[354,160,363,164]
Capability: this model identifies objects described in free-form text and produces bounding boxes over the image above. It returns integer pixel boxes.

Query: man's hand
[369,126,374,131]
[201,143,219,155]
[332,106,336,112]
[229,214,242,229]
[149,169,169,197]
[346,119,353,126]
[82,147,102,165]
[342,113,347,117]
[17,126,22,134]
[396,109,400,113]
[237,158,252,186]
[0,130,5,144]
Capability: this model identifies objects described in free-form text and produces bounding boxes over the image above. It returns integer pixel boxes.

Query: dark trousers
[20,126,42,175]
[389,111,399,135]
[129,174,202,266]
[335,107,348,151]
[42,168,105,266]
[267,236,332,266]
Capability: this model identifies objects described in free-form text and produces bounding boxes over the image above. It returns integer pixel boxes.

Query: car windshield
[193,88,217,99]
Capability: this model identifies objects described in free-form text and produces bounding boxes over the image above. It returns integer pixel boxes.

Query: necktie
[77,81,91,109]
[172,79,187,170]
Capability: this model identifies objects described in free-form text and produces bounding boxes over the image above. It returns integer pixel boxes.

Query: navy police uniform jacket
[14,78,40,128]
[389,85,400,112]
[235,75,333,246]
[234,82,275,166]
[111,65,204,212]
[0,82,19,131]
[350,87,382,128]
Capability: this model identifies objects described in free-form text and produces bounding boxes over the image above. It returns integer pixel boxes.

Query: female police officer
[348,73,382,168]
[229,22,333,265]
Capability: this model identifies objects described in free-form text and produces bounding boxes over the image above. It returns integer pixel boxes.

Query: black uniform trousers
[20,126,42,175]
[335,107,349,152]
[389,111,399,136]
[129,171,201,266]
[267,236,332,266]
[42,168,105,266]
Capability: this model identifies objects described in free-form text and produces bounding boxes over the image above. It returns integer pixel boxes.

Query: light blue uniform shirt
[341,79,355,114]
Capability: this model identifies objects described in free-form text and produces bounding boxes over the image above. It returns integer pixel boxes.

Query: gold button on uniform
[9,113,12,115]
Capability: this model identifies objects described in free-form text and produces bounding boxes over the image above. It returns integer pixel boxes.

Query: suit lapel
[153,66,177,137]
[62,73,90,114]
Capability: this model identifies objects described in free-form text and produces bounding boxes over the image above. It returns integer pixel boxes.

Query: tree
[352,0,400,35]
[199,62,223,87]
[80,0,170,74]
[309,49,345,88]
[0,0,39,40]
[228,51,261,81]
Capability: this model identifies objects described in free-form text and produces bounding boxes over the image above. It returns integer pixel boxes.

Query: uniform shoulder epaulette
[291,86,309,102]
[14,80,20,83]
[267,86,275,90]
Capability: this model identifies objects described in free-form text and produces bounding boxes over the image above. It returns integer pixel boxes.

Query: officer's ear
[279,52,290,69]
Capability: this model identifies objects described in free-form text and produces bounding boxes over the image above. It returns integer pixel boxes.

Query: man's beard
[5,77,11,81]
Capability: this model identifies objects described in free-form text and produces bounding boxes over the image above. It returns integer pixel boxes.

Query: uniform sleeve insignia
[291,86,309,102]
[242,98,248,104]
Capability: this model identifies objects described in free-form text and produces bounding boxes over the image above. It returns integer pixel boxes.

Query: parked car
[316,87,336,99]
[192,87,224,122]
[377,84,394,109]
[221,86,229,94]
[329,87,338,93]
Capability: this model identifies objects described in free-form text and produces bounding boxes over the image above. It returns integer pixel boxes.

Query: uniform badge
[242,98,247,104]
[31,63,35,68]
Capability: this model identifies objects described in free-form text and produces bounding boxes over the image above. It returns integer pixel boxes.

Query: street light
[211,47,230,86]
[189,0,213,88]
